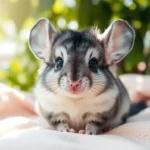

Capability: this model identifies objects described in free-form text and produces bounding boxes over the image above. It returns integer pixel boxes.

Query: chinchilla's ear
[29,18,57,62]
[101,20,135,65]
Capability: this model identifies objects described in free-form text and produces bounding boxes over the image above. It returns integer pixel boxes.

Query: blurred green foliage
[0,0,150,91]
[2,44,39,91]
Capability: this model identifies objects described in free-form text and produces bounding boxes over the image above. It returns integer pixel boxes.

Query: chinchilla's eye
[55,57,64,71]
[89,58,98,72]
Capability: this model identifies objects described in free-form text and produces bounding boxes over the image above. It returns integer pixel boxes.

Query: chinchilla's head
[29,18,135,98]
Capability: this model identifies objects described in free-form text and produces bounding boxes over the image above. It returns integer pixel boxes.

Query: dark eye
[55,57,64,71]
[89,58,98,72]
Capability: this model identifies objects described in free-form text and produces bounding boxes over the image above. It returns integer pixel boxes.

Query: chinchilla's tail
[129,101,147,116]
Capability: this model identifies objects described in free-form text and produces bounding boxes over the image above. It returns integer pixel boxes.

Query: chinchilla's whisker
[44,83,58,86]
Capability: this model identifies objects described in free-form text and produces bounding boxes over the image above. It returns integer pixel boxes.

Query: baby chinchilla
[29,18,135,135]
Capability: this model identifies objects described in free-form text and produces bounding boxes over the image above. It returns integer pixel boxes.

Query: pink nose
[69,81,80,91]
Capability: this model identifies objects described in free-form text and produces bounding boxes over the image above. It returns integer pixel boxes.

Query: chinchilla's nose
[69,81,80,91]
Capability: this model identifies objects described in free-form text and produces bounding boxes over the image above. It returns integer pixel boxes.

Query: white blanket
[0,83,150,150]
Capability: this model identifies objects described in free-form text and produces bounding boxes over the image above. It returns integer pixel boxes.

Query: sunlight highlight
[68,20,78,30]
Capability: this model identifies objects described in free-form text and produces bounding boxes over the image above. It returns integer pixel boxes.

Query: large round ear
[28,18,57,62]
[101,20,135,65]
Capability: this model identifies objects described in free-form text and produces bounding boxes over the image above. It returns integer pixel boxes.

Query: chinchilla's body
[29,18,135,134]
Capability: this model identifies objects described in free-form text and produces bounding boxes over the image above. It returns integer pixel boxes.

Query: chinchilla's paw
[79,130,85,134]
[56,124,75,133]
[85,124,99,135]
[56,123,70,132]
[69,128,76,133]
[79,127,112,135]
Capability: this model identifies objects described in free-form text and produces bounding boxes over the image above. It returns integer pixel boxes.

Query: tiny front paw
[69,128,76,133]
[57,125,76,133]
[57,123,70,132]
[85,128,97,135]
[79,130,85,134]
[85,124,98,135]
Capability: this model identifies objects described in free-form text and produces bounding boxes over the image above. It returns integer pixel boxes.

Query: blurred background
[0,0,150,92]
